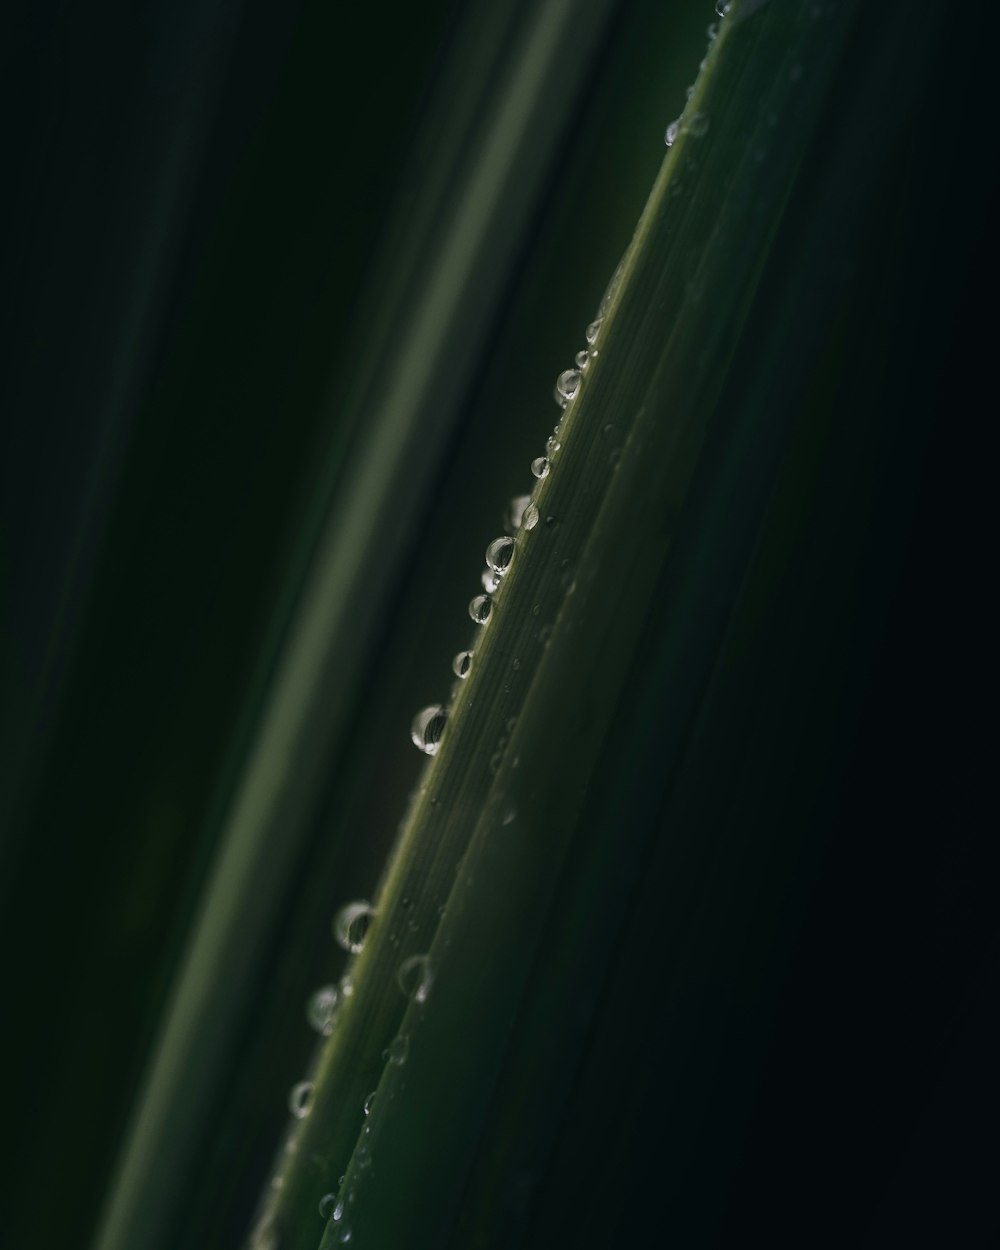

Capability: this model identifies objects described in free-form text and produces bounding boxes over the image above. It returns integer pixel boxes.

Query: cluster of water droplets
[663,1,729,147]
[404,254,630,771]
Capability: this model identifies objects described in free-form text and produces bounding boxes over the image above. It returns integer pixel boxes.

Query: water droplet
[397,954,434,1003]
[469,594,492,624]
[289,1080,315,1119]
[574,349,590,369]
[665,120,680,147]
[521,504,539,531]
[306,984,339,1036]
[333,901,375,954]
[384,1034,409,1065]
[482,567,501,593]
[339,973,354,997]
[363,1091,376,1116]
[339,1227,353,1243]
[687,112,709,137]
[546,435,561,456]
[485,536,515,575]
[715,0,731,15]
[452,650,473,679]
[319,1194,337,1220]
[544,514,557,527]
[410,704,447,755]
[504,494,531,532]
[554,369,581,406]
[531,456,550,479]
[707,21,718,39]
[585,319,602,345]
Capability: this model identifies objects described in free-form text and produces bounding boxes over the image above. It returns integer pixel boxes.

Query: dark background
[1,1,997,1247]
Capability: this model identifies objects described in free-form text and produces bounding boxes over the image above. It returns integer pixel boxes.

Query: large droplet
[288,1080,315,1119]
[452,650,473,679]
[397,954,434,1003]
[715,0,731,15]
[410,704,447,755]
[531,456,550,479]
[521,503,539,531]
[469,594,492,624]
[504,494,531,532]
[485,536,515,576]
[306,984,339,1036]
[333,901,375,953]
[554,369,581,407]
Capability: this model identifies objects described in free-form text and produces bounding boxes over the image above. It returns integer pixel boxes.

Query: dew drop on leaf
[504,494,531,532]
[410,704,447,755]
[333,901,375,953]
[554,368,581,406]
[305,984,338,1036]
[485,535,515,575]
[397,954,434,1003]
[288,1080,314,1119]
[469,594,493,624]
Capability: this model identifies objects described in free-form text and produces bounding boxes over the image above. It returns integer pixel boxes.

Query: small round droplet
[665,120,680,147]
[363,1091,376,1116]
[410,704,447,755]
[333,901,375,954]
[687,112,709,137]
[485,536,515,576]
[531,456,550,479]
[384,1034,410,1065]
[504,494,531,532]
[319,1193,337,1220]
[585,319,602,345]
[554,369,581,406]
[306,984,339,1036]
[469,594,492,624]
[289,1080,315,1119]
[397,954,434,1003]
[715,0,731,15]
[574,349,590,369]
[339,973,354,997]
[482,567,501,593]
[546,435,561,456]
[339,1228,353,1244]
[452,650,472,679]
[521,504,539,531]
